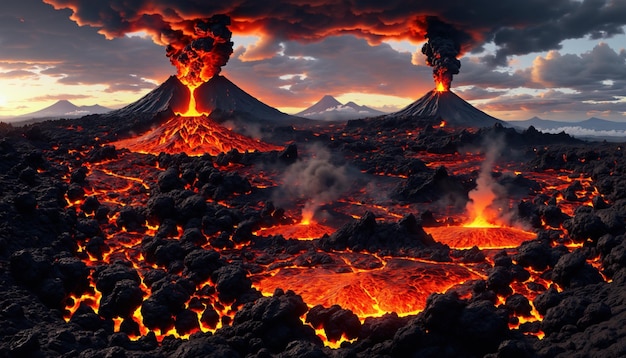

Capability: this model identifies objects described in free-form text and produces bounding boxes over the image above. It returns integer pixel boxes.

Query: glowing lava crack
[111,114,280,156]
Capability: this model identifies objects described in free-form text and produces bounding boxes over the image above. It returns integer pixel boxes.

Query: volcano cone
[390,90,502,127]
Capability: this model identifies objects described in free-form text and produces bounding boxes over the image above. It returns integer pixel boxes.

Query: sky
[1,0,625,121]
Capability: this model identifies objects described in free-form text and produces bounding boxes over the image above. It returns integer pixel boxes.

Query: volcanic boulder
[392,166,469,204]
[229,289,322,353]
[319,212,442,257]
[306,304,361,342]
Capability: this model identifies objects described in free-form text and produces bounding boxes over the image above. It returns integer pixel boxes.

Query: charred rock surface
[1,113,625,358]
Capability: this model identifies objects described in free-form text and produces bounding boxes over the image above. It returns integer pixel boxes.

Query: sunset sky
[1,0,625,121]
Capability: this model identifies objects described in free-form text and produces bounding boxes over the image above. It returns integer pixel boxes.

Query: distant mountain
[296,95,385,120]
[11,100,111,124]
[507,117,626,131]
[385,90,501,127]
[108,75,294,123]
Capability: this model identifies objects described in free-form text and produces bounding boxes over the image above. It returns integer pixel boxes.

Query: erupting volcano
[383,16,501,128]
[110,15,290,156]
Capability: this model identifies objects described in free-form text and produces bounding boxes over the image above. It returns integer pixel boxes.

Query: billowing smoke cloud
[274,146,355,222]
[421,17,468,91]
[166,15,233,86]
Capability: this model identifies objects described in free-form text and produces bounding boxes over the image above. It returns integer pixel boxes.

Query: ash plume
[166,15,234,86]
[421,17,469,91]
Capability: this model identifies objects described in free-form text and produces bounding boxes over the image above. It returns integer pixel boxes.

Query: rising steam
[464,139,506,227]
[275,146,354,223]
[421,17,468,91]
[166,15,234,86]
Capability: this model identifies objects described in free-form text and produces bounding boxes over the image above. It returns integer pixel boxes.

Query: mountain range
[506,117,626,132]
[296,95,384,120]
[6,100,111,125]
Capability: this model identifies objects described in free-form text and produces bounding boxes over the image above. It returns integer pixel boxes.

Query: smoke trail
[464,139,505,227]
[421,16,468,91]
[274,145,354,223]
[166,15,234,86]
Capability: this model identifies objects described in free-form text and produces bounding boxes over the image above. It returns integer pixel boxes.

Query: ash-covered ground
[1,111,626,358]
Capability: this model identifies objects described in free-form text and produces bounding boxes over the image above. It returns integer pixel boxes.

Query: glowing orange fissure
[56,139,606,344]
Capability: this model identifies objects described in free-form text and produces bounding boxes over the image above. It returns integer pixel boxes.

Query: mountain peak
[12,99,111,123]
[296,95,383,120]
[386,89,501,127]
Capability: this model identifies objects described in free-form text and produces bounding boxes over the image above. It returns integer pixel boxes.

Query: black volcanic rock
[211,264,253,303]
[392,165,469,204]
[306,304,361,341]
[230,289,322,353]
[551,250,604,288]
[99,279,144,319]
[319,212,441,257]
[108,76,190,116]
[195,75,293,122]
[563,213,608,242]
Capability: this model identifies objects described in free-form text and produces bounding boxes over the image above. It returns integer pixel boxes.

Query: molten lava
[425,226,536,250]
[254,211,335,240]
[436,80,447,92]
[254,255,481,317]
[111,114,280,156]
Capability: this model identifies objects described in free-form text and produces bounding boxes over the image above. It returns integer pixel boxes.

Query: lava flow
[110,113,280,156]
[254,208,336,240]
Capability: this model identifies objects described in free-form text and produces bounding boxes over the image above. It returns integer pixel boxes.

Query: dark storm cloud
[455,59,530,89]
[453,87,508,101]
[485,0,626,65]
[0,0,172,92]
[532,43,626,90]
[43,0,626,66]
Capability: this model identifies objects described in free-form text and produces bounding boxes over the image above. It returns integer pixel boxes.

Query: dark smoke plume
[166,14,233,86]
[421,17,469,91]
